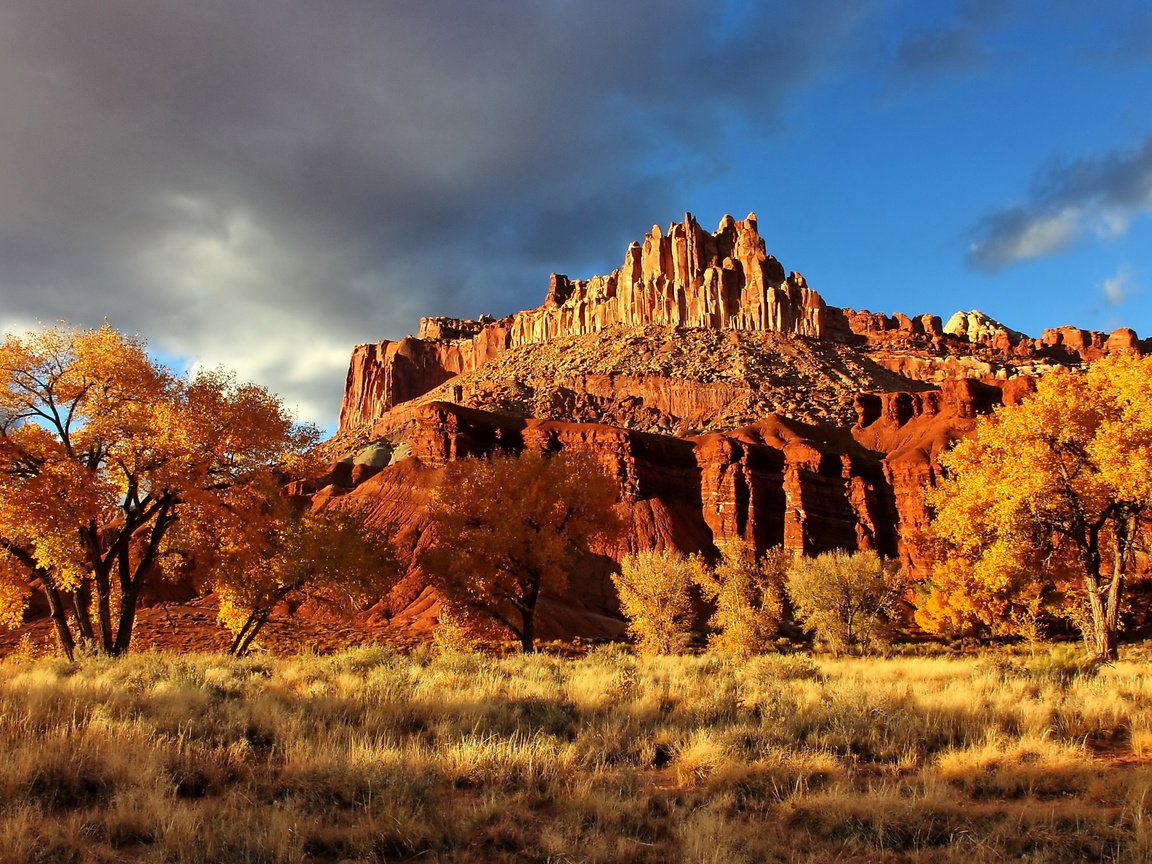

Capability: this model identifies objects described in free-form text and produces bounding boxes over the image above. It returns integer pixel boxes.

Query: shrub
[612,549,697,655]
[785,549,904,655]
[694,542,785,657]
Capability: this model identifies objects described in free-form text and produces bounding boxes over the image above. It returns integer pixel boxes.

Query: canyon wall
[314,378,1024,636]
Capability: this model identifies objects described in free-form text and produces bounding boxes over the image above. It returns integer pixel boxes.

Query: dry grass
[1,645,1151,862]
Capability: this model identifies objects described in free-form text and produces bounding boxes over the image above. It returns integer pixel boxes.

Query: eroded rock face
[339,212,827,432]
[322,207,1149,639]
[318,381,1024,638]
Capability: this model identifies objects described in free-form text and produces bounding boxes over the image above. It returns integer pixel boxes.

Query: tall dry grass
[0,645,1150,862]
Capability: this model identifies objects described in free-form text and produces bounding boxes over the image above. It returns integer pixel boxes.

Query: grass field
[2,644,1151,863]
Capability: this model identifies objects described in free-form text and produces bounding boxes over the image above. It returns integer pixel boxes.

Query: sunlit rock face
[339,209,1147,436]
[339,212,827,433]
[310,378,1027,637]
[315,207,1151,639]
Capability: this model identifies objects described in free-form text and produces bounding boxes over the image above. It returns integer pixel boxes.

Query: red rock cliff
[339,212,826,432]
[318,378,1029,637]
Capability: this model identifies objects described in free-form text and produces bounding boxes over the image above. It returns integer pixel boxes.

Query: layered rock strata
[340,212,826,432]
[341,211,1146,434]
[316,379,1024,637]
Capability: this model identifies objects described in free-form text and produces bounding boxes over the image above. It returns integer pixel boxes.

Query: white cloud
[967,206,1081,270]
[1100,265,1132,306]
[1094,209,1131,239]
[1006,208,1080,261]
[968,134,1152,272]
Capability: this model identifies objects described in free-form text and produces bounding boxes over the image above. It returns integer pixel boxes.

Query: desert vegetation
[2,321,1151,864]
[2,644,1151,863]
[0,324,322,659]
[419,449,622,653]
[925,354,1152,661]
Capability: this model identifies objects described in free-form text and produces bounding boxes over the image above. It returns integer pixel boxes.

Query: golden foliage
[0,554,29,630]
[913,556,1054,644]
[186,498,399,656]
[420,448,622,652]
[785,549,904,655]
[612,548,699,655]
[926,354,1152,660]
[694,541,785,657]
[0,323,320,657]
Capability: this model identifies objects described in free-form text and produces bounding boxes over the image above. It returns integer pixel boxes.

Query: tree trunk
[112,584,141,656]
[1083,576,1116,662]
[42,580,76,662]
[73,583,96,647]
[232,609,272,658]
[518,611,536,653]
[1096,512,1136,663]
[517,577,541,653]
[94,567,114,654]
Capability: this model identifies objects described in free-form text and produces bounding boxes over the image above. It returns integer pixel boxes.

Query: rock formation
[316,377,1028,636]
[320,208,1151,639]
[341,211,1146,434]
[340,212,826,432]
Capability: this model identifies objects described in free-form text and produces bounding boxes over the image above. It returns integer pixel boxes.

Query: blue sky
[0,1,1149,432]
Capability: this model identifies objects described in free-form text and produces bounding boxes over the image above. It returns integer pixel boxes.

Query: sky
[1,1,1150,432]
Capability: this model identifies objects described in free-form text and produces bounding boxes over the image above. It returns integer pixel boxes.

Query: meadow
[2,644,1151,863]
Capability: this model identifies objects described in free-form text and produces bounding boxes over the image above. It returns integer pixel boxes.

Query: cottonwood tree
[785,549,904,655]
[928,355,1152,661]
[419,448,621,653]
[612,548,698,655]
[182,496,398,657]
[695,541,785,657]
[913,556,1054,650]
[0,324,318,659]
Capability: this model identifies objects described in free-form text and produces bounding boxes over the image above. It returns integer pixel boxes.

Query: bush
[612,549,697,655]
[785,549,904,655]
[694,542,785,657]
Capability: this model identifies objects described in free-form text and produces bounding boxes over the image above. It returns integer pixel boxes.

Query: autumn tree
[927,355,1152,662]
[695,541,785,657]
[612,548,698,655]
[785,549,904,655]
[913,556,1056,649]
[181,495,398,657]
[0,324,318,659]
[419,448,622,653]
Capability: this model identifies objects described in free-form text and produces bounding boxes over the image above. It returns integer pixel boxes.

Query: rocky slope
[309,377,1032,637]
[336,325,934,451]
[341,212,1147,436]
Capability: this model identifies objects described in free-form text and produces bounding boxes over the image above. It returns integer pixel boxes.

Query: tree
[182,496,399,657]
[913,556,1055,649]
[419,448,622,653]
[0,324,318,659]
[785,549,904,655]
[612,548,698,655]
[694,541,785,657]
[927,355,1152,661]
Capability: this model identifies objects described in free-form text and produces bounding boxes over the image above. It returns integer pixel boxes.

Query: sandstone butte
[297,211,1148,642]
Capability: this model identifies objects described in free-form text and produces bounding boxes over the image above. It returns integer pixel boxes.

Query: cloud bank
[0,0,861,428]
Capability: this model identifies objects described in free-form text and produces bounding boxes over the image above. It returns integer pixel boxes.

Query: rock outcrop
[340,212,826,432]
[339,326,935,449]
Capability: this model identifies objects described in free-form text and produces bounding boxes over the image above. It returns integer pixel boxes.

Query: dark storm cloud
[892,0,1009,75]
[967,135,1152,272]
[0,0,863,426]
